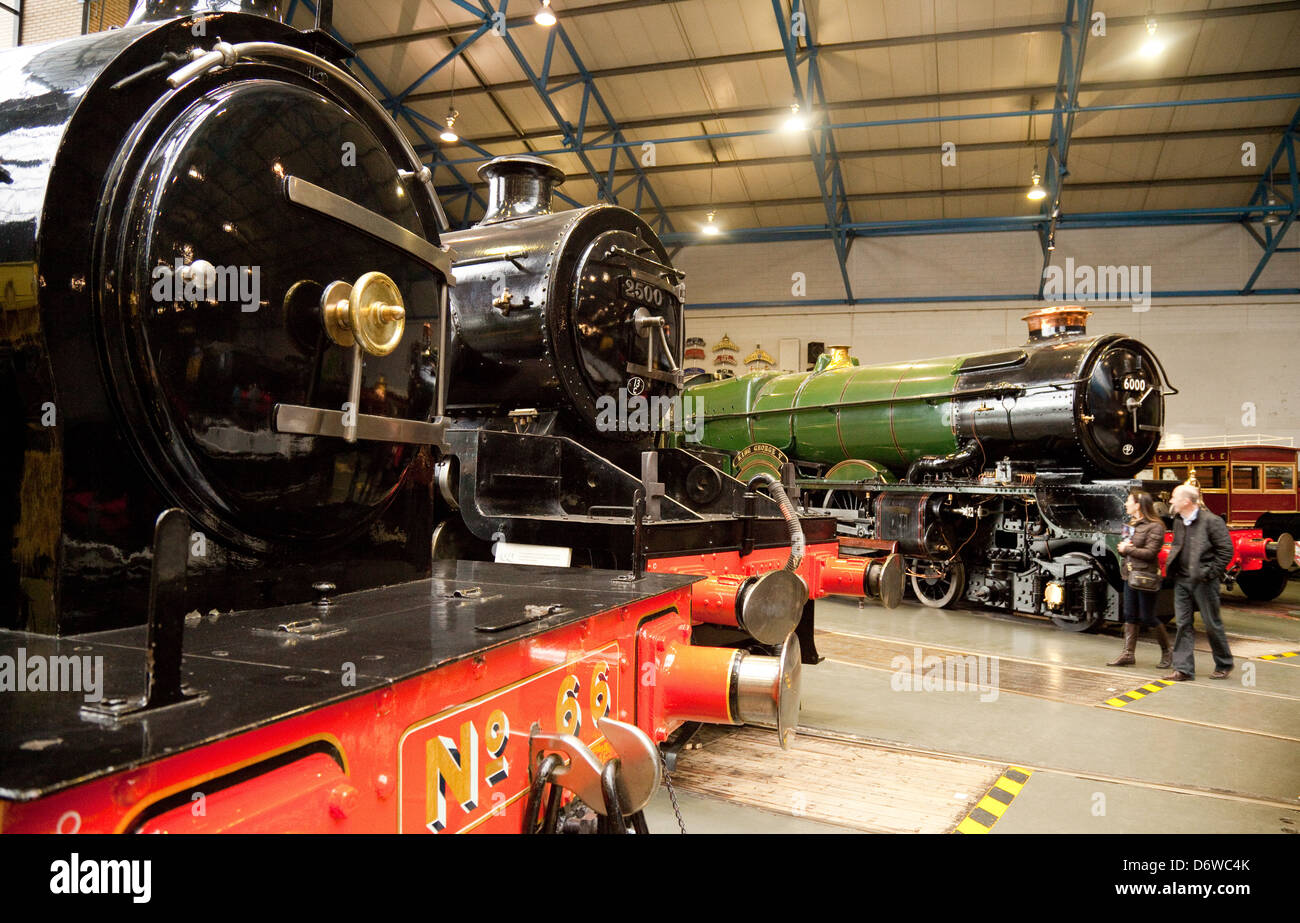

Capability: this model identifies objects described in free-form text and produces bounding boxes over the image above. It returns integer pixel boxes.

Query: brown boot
[1150,621,1173,669]
[1108,623,1138,666]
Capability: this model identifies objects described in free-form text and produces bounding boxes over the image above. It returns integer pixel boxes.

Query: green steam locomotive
[680,308,1175,630]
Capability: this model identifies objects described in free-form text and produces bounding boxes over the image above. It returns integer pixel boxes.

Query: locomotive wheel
[1049,608,1105,633]
[816,489,864,513]
[910,560,965,609]
[1236,567,1291,602]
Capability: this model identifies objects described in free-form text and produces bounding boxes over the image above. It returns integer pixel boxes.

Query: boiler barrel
[684,333,1164,478]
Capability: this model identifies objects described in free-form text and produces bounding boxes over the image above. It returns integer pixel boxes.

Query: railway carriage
[1152,443,1299,600]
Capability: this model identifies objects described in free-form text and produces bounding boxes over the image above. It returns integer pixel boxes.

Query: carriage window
[1194,466,1226,489]
[1232,465,1260,491]
[1265,465,1295,491]
[1159,466,1187,481]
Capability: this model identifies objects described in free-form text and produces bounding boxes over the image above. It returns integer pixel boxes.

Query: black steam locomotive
[0,0,806,632]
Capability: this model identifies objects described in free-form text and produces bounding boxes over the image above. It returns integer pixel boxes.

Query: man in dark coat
[1163,484,1235,681]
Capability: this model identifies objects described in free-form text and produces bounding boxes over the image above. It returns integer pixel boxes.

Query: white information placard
[492,541,572,567]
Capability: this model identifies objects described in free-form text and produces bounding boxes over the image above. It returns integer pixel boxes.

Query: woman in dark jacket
[1109,490,1172,667]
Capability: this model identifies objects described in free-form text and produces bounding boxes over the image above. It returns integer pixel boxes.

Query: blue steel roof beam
[576,85,593,145]
[391,22,493,105]
[1242,128,1298,293]
[429,91,1300,166]
[683,286,1300,309]
[540,23,558,89]
[548,23,674,226]
[470,0,674,232]
[1037,0,1093,296]
[772,0,855,303]
[293,0,484,222]
[659,202,1298,245]
[1242,105,1300,230]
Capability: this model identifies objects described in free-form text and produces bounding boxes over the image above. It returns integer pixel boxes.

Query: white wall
[675,223,1300,445]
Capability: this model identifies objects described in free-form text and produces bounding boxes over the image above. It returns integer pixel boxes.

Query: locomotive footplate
[0,562,699,803]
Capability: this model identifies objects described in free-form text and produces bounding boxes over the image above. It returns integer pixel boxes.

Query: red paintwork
[636,614,738,739]
[1156,528,1273,576]
[816,555,875,597]
[647,540,877,605]
[2,539,839,834]
[1152,445,1298,528]
[689,574,748,628]
[1,588,698,835]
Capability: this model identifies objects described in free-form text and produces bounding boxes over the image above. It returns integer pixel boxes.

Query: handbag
[1127,570,1162,591]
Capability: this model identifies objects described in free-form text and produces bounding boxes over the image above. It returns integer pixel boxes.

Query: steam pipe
[906,440,984,484]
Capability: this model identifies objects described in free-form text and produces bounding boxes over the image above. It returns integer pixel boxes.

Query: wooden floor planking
[668,726,1005,833]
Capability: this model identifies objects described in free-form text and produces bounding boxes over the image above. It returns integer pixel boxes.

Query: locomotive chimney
[1021,306,1092,341]
[127,0,287,25]
[477,155,566,226]
[824,345,853,369]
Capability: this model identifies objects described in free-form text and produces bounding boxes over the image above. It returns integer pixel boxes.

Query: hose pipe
[746,472,804,572]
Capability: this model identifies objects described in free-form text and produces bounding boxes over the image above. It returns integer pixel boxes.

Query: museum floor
[644,580,1300,834]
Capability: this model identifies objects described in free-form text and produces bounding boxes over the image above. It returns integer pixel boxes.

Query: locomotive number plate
[397,644,620,834]
[619,274,674,309]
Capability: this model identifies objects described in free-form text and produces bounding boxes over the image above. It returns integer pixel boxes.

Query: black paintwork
[442,205,682,443]
[0,14,444,634]
[447,425,837,568]
[0,560,698,801]
[953,334,1166,478]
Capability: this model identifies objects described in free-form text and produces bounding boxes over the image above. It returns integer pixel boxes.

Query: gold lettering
[590,662,611,722]
[556,674,582,735]
[426,721,478,832]
[484,709,509,786]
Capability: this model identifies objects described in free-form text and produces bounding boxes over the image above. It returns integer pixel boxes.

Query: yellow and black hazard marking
[1259,651,1299,661]
[1105,678,1174,708]
[955,767,1032,834]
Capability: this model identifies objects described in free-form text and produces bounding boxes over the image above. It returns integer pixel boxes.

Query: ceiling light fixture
[1263,192,1282,227]
[440,110,459,143]
[440,55,461,144]
[1025,100,1047,201]
[782,102,806,132]
[535,0,556,26]
[1141,13,1164,56]
[701,166,720,235]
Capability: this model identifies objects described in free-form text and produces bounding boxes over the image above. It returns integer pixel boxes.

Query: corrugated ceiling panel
[343,0,1300,233]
